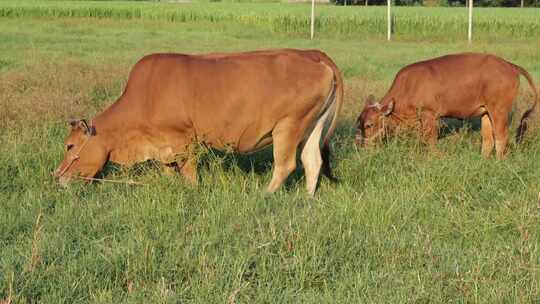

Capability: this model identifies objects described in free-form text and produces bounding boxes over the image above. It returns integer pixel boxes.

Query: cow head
[53,119,109,186]
[355,95,395,147]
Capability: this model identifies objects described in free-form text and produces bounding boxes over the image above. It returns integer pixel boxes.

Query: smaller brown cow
[355,53,537,159]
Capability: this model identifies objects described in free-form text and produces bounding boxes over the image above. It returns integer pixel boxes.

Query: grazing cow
[53,49,344,195]
[355,52,537,159]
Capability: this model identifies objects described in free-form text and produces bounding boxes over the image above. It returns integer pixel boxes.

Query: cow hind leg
[481,114,495,158]
[301,109,331,196]
[484,79,517,160]
[266,121,301,194]
[490,110,510,160]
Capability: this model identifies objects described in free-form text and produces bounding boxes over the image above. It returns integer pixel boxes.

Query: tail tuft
[321,144,338,182]
[516,109,533,144]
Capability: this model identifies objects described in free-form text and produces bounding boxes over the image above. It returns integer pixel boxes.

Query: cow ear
[366,95,376,106]
[78,119,96,136]
[383,100,395,116]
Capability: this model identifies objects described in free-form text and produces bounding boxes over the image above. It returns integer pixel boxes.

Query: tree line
[332,0,540,6]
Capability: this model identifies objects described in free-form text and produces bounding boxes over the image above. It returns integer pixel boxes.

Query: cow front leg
[179,156,198,185]
[163,162,180,176]
[162,158,197,185]
[421,112,439,149]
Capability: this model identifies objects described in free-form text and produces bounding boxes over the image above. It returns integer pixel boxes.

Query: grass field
[1,1,540,303]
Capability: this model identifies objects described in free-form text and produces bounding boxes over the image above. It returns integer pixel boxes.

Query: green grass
[1,2,540,303]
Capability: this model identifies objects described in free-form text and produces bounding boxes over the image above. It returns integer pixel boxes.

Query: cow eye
[66,144,74,151]
[365,122,373,129]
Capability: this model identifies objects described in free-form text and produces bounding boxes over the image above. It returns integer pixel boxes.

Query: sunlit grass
[1,3,540,302]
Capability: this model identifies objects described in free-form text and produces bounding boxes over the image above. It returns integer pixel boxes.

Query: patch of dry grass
[0,60,127,129]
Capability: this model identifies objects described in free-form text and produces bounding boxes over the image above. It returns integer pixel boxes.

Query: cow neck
[388,112,405,124]
[91,101,146,165]
[380,98,407,124]
[91,104,133,152]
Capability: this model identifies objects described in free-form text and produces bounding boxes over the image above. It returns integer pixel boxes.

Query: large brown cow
[355,53,537,159]
[53,49,344,195]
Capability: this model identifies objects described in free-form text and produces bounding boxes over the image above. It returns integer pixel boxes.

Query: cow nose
[53,165,69,180]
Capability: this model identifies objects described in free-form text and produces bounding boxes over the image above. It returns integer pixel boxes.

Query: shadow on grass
[95,160,161,179]
[91,124,353,190]
[439,117,481,139]
[198,147,306,191]
[196,124,354,191]
[91,116,500,186]
[439,110,517,139]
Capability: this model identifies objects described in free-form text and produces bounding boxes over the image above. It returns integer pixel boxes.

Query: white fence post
[311,0,315,40]
[387,0,392,41]
[468,0,473,43]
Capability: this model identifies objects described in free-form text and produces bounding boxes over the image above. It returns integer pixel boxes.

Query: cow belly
[439,105,487,119]
[196,124,274,153]
[238,130,273,153]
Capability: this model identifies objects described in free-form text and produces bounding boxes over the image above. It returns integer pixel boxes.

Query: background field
[1,1,540,39]
[1,1,540,303]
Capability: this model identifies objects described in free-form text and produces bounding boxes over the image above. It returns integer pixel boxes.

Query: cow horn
[79,119,96,136]
[68,119,95,135]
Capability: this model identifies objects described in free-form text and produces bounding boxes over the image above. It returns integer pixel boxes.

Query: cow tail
[317,52,343,182]
[510,63,538,144]
[320,58,344,148]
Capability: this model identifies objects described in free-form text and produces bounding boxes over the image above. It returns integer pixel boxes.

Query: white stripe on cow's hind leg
[266,122,300,194]
[301,110,331,196]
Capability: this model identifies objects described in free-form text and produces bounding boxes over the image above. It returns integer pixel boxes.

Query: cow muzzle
[53,157,83,185]
[53,166,71,187]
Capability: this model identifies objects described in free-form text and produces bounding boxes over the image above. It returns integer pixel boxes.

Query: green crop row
[1,1,539,38]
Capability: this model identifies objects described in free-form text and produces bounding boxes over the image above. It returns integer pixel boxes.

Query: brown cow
[53,49,344,195]
[355,53,537,159]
